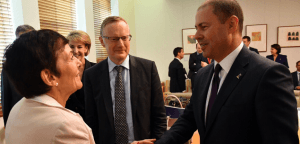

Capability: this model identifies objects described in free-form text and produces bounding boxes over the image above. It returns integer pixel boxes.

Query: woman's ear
[41,69,57,87]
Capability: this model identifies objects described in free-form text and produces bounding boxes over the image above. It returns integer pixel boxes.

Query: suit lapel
[129,56,140,121]
[99,59,114,129]
[205,47,250,133]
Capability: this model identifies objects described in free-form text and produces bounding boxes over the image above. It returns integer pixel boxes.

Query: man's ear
[227,15,239,34]
[99,36,105,47]
[40,69,57,87]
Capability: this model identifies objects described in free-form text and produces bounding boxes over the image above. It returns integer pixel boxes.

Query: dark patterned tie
[114,66,128,144]
[208,64,222,114]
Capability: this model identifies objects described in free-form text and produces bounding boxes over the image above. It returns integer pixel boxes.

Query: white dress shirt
[205,42,244,123]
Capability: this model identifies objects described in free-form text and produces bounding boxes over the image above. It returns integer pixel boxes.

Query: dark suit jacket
[169,58,187,92]
[65,58,95,120]
[266,54,289,68]
[249,47,259,54]
[188,52,208,77]
[292,71,299,89]
[1,69,23,126]
[84,55,167,144]
[156,46,298,144]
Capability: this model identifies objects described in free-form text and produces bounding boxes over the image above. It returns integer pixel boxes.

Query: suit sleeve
[84,72,99,143]
[54,119,95,144]
[150,62,167,139]
[284,56,289,68]
[255,64,298,144]
[177,63,186,92]
[155,95,197,144]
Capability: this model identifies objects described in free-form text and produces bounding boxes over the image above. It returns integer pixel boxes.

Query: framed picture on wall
[182,28,197,54]
[277,25,300,48]
[245,24,267,52]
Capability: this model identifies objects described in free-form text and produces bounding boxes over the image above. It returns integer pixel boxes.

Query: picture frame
[182,28,197,54]
[245,24,267,52]
[277,25,300,48]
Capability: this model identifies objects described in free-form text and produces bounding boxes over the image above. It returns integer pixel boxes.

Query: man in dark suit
[84,16,166,144]
[156,0,298,144]
[242,36,259,54]
[292,60,300,90]
[188,43,212,88]
[169,47,187,92]
[1,24,35,126]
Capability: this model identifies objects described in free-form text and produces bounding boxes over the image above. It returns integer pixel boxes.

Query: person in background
[169,47,187,92]
[84,16,166,144]
[242,36,259,54]
[65,30,96,120]
[1,24,35,126]
[155,0,298,143]
[266,44,289,68]
[4,29,95,144]
[292,61,300,90]
[188,43,211,88]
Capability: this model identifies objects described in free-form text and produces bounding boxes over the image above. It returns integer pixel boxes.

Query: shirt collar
[175,57,181,61]
[108,55,130,73]
[29,94,63,108]
[297,71,300,74]
[214,41,243,74]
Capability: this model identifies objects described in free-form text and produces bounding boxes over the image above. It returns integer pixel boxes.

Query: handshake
[131,139,156,144]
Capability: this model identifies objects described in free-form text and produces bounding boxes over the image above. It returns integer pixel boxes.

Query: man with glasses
[84,16,166,144]
[292,61,300,90]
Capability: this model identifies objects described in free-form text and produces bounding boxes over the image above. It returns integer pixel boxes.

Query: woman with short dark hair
[4,29,95,144]
[266,44,289,68]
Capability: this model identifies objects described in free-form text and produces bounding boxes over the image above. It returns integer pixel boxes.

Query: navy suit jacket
[292,71,299,89]
[84,55,166,144]
[156,46,298,144]
[169,58,187,92]
[249,47,259,54]
[266,54,289,68]
[187,52,211,78]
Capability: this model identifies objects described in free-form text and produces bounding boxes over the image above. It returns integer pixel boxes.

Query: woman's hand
[131,139,156,144]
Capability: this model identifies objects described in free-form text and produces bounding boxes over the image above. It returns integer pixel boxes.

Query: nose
[116,38,125,47]
[195,29,203,42]
[74,47,79,54]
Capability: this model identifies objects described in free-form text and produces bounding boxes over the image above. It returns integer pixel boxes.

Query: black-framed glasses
[102,35,132,42]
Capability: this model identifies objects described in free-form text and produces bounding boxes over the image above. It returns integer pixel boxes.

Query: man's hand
[296,86,300,90]
[201,61,208,67]
[131,139,156,144]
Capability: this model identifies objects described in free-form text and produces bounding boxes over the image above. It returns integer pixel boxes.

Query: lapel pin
[236,73,242,79]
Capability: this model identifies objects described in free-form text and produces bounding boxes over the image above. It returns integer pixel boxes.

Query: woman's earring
[56,83,58,86]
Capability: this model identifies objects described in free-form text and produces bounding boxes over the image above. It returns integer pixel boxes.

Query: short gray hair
[15,25,35,38]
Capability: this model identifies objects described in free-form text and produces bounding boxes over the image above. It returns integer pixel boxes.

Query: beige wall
[119,0,300,82]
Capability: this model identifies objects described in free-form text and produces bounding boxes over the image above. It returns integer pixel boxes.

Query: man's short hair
[15,24,35,38]
[173,47,183,57]
[242,36,251,42]
[271,44,281,54]
[198,0,244,35]
[296,61,300,66]
[100,16,127,36]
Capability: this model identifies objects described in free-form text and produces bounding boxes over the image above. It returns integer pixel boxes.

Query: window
[38,0,77,37]
[0,0,14,101]
[93,0,111,63]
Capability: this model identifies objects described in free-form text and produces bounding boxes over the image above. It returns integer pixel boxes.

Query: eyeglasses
[102,35,132,42]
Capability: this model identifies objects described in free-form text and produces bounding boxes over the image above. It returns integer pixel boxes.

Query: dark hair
[271,44,281,54]
[296,61,300,66]
[15,24,35,38]
[198,0,244,35]
[173,47,183,57]
[3,29,68,98]
[242,36,250,42]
